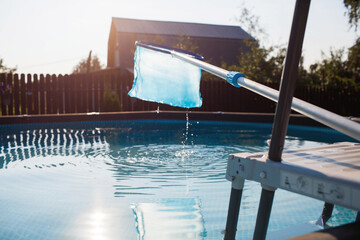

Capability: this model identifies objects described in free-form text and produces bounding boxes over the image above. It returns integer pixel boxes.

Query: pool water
[0,120,357,239]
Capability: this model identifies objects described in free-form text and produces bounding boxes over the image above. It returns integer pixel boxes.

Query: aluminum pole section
[223,188,243,240]
[268,0,311,162]
[253,189,275,240]
[254,1,311,239]
[171,53,360,142]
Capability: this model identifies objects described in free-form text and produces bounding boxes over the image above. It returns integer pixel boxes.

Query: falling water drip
[182,109,190,147]
[183,109,191,195]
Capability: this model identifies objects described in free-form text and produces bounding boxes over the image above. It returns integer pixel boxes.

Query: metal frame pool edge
[0,111,341,127]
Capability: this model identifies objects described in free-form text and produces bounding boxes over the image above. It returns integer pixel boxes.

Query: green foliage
[72,54,103,74]
[308,38,360,90]
[344,0,360,31]
[102,85,121,112]
[228,5,360,90]
[347,37,360,83]
[227,6,287,85]
[226,39,286,84]
[174,35,199,53]
[0,58,16,73]
[234,5,266,40]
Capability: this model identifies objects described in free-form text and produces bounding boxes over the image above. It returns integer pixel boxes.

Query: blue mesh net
[128,45,202,108]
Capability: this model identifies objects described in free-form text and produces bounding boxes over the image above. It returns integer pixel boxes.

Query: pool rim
[0,111,358,128]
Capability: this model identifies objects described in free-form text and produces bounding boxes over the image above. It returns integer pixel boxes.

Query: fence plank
[64,75,71,113]
[58,75,64,114]
[77,74,84,113]
[115,72,121,111]
[74,74,80,113]
[93,73,99,112]
[26,74,32,114]
[0,73,6,115]
[199,80,207,111]
[6,74,13,115]
[33,74,39,114]
[70,74,75,113]
[81,74,87,113]
[121,74,130,111]
[69,74,75,113]
[39,74,45,114]
[99,73,104,112]
[51,74,58,114]
[20,74,26,115]
[13,74,20,115]
[69,75,76,113]
[45,74,51,114]
[87,74,93,112]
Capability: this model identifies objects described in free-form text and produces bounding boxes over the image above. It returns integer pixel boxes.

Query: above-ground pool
[0,115,358,239]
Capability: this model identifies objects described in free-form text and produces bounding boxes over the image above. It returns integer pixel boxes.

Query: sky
[0,0,358,75]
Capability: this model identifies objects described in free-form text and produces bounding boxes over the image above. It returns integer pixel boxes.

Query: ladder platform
[226,142,360,211]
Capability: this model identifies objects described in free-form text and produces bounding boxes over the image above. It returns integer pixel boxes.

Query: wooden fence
[0,68,359,116]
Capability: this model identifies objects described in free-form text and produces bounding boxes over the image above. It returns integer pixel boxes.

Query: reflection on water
[0,121,353,198]
[0,120,356,240]
[0,128,109,169]
[0,121,274,174]
[131,198,206,240]
[0,121,274,200]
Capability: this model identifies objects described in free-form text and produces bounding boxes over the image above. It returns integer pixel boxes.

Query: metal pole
[236,77,360,141]
[171,48,360,142]
[268,0,311,161]
[224,188,243,240]
[253,189,275,240]
[253,1,311,239]
[318,202,334,226]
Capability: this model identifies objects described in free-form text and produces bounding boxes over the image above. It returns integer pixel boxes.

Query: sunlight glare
[90,210,106,240]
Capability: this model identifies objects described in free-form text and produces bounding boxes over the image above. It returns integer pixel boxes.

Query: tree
[72,51,103,74]
[227,40,286,85]
[309,49,351,88]
[0,58,16,73]
[347,36,360,84]
[303,1,360,89]
[344,0,360,31]
[306,36,360,90]
[228,4,359,89]
[226,7,287,85]
[174,35,199,53]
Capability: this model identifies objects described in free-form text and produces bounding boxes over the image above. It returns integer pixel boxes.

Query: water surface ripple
[0,120,356,239]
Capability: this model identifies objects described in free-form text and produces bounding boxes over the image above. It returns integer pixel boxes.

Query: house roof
[112,17,252,40]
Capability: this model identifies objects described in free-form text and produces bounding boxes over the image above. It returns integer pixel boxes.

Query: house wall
[107,23,117,68]
[107,31,250,69]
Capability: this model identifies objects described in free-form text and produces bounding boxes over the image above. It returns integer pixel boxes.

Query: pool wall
[0,111,346,127]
